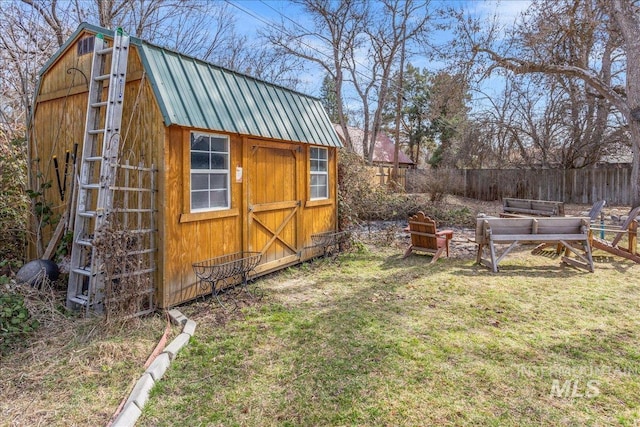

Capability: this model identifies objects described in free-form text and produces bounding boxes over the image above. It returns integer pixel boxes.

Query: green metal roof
[139,43,341,147]
[40,23,341,147]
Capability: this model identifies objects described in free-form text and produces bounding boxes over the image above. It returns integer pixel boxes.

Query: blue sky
[224,0,533,113]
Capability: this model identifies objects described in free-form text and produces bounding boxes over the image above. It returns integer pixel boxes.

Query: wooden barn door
[246,140,302,274]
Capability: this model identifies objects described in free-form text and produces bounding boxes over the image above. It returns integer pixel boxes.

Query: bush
[0,136,29,266]
[338,151,476,228]
[410,169,465,202]
[0,289,40,354]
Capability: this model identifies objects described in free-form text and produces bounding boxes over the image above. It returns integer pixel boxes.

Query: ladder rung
[111,186,154,193]
[123,249,156,256]
[81,183,101,190]
[75,238,93,247]
[78,210,97,218]
[97,46,114,55]
[88,129,105,135]
[112,208,155,213]
[95,74,111,82]
[72,267,92,277]
[128,228,155,235]
[92,101,108,108]
[85,156,103,162]
[68,295,89,306]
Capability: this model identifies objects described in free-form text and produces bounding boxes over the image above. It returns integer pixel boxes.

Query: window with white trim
[190,132,229,211]
[310,147,328,199]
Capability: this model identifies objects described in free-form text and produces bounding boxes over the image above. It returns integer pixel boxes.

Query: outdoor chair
[586,200,607,222]
[590,205,640,264]
[403,212,453,263]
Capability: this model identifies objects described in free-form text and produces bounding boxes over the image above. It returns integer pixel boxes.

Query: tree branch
[474,46,630,117]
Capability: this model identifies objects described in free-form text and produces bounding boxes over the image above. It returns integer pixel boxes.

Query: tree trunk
[630,121,640,206]
[610,0,640,205]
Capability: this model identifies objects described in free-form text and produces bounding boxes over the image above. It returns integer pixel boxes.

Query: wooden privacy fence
[406,167,632,205]
[365,165,407,188]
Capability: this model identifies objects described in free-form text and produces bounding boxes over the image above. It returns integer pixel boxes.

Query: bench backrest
[408,212,439,250]
[503,198,564,216]
[476,216,588,245]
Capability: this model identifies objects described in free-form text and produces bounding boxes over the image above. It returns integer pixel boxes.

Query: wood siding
[30,32,163,260]
[161,131,338,307]
[161,128,244,307]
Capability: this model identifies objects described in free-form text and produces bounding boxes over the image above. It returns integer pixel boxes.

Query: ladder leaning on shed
[66,28,156,314]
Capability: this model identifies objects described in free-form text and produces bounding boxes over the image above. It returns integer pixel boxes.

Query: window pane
[210,174,227,190]
[317,159,327,172]
[311,174,328,199]
[310,186,319,199]
[210,153,228,170]
[191,134,209,151]
[210,137,227,152]
[311,147,327,160]
[191,173,209,190]
[310,159,319,172]
[210,189,228,207]
[311,174,327,187]
[311,184,327,199]
[191,191,209,210]
[191,152,209,169]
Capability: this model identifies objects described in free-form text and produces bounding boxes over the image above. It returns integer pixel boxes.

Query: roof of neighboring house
[599,141,633,164]
[333,125,414,165]
[38,23,342,148]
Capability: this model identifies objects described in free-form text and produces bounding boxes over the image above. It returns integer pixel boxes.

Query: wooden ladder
[66,28,130,312]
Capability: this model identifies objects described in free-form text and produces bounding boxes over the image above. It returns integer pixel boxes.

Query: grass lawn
[138,243,640,426]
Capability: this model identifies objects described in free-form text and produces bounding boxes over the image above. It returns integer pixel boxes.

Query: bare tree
[0,2,69,132]
[347,0,432,163]
[471,0,640,205]
[1,0,293,254]
[264,0,368,150]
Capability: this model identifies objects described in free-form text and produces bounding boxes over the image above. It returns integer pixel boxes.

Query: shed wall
[29,31,165,278]
[160,128,339,308]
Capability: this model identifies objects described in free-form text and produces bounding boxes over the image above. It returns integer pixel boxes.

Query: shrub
[410,169,465,201]
[337,150,374,228]
[0,290,40,354]
[338,151,475,227]
[92,217,154,320]
[0,136,29,264]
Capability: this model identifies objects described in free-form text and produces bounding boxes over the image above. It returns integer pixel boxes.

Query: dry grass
[0,282,174,426]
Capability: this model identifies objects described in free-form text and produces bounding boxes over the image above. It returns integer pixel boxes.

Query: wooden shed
[29,23,342,310]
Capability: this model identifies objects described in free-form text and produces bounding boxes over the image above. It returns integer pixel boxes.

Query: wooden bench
[476,216,593,273]
[502,198,565,217]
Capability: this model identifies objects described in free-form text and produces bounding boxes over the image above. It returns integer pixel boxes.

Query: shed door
[247,141,301,274]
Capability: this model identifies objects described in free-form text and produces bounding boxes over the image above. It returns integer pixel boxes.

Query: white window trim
[310,147,329,200]
[190,132,230,212]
